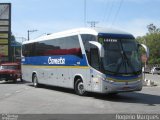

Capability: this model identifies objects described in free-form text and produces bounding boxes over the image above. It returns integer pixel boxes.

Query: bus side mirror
[89,41,104,58]
[139,44,149,58]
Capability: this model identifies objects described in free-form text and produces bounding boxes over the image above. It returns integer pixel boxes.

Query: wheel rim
[77,82,85,95]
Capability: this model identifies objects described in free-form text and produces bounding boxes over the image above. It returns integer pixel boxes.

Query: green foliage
[147,24,160,33]
[136,24,160,64]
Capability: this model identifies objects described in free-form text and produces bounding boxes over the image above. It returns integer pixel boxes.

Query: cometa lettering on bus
[48,57,65,65]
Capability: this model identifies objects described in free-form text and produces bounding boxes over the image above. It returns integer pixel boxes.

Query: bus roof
[23,28,133,44]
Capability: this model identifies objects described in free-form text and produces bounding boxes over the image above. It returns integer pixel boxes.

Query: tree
[137,24,160,64]
[10,34,22,62]
[147,23,160,34]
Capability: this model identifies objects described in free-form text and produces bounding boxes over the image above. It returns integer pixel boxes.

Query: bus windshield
[98,37,142,75]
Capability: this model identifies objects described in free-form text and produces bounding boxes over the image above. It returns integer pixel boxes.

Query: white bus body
[22,28,147,95]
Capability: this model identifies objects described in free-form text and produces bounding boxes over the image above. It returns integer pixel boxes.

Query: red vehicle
[0,62,22,82]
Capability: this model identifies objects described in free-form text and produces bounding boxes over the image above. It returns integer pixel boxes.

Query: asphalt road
[0,76,160,114]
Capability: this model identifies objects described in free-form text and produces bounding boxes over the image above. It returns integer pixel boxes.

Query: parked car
[151,67,160,75]
[0,62,22,82]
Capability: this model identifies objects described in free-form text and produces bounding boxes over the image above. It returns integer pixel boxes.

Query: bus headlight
[109,80,114,83]
[106,78,114,83]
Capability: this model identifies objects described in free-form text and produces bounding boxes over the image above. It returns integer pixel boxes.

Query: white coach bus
[21,28,149,95]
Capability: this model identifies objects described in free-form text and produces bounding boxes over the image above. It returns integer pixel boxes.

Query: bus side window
[90,45,100,71]
[81,34,97,66]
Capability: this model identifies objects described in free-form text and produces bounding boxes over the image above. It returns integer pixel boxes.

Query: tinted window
[81,34,96,50]
[81,34,97,63]
[22,43,36,57]
[155,67,160,71]
[81,34,100,70]
[22,35,82,57]
[90,45,100,70]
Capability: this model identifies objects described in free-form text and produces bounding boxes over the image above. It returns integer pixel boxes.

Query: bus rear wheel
[33,74,39,88]
[74,79,87,96]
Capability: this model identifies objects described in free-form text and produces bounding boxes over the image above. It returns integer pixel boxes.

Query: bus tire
[74,79,87,96]
[33,74,39,88]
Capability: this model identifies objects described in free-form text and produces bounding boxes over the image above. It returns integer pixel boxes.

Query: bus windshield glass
[98,36,141,75]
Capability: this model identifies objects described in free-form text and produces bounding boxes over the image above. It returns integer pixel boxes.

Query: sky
[1,0,160,42]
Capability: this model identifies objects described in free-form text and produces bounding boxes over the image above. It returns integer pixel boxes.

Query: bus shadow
[28,83,160,106]
[91,92,160,106]
[29,84,75,95]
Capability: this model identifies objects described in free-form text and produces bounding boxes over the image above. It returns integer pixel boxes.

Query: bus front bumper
[101,80,143,94]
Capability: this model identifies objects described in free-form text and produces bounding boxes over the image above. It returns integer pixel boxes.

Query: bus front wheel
[74,79,87,96]
[33,74,39,88]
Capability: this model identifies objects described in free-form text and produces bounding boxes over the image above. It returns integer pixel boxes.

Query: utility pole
[84,0,86,27]
[87,21,99,28]
[27,30,38,40]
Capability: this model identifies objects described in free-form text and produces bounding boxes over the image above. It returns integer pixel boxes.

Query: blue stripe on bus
[106,74,141,80]
[98,33,135,39]
[21,54,88,66]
